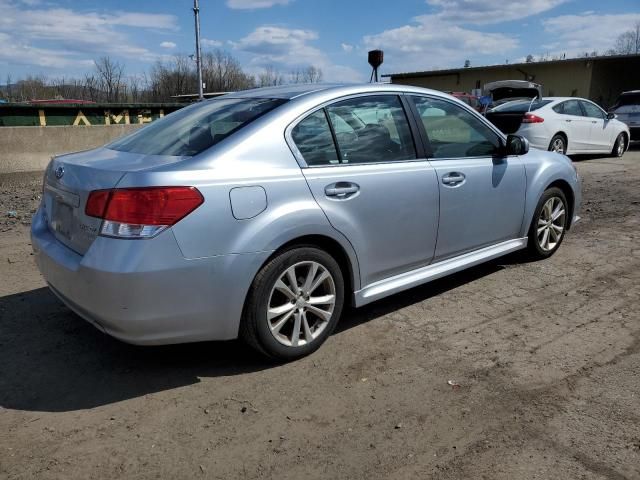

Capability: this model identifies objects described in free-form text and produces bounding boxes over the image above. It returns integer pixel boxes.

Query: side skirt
[353,237,528,307]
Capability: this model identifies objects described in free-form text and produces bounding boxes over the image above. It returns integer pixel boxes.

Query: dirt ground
[1,149,639,480]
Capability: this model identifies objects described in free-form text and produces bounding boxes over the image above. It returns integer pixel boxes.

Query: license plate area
[51,201,74,241]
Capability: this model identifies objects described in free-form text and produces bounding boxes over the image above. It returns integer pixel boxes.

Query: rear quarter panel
[114,111,362,288]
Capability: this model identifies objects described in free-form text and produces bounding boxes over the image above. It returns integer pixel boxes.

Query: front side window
[411,96,501,158]
[325,95,417,164]
[108,97,286,156]
[291,110,339,166]
[580,101,605,119]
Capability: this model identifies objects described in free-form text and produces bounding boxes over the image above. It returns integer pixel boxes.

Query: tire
[611,133,626,158]
[240,246,344,361]
[548,134,567,154]
[526,187,569,260]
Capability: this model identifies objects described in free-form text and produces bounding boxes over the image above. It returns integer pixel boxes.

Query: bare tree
[614,21,640,54]
[302,66,323,83]
[257,66,284,87]
[94,56,125,102]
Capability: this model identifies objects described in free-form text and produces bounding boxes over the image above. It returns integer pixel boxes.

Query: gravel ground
[1,149,639,480]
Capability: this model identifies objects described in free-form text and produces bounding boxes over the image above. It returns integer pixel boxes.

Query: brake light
[86,187,203,238]
[522,113,544,123]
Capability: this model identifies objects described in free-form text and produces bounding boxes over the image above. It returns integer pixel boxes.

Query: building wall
[0,125,142,174]
[392,60,595,100]
[589,57,640,108]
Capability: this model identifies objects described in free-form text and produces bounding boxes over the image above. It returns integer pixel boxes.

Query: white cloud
[423,0,568,24]
[234,26,363,82]
[226,0,290,9]
[202,38,223,48]
[363,18,518,73]
[341,43,354,53]
[0,0,179,70]
[360,0,571,73]
[160,41,176,49]
[542,13,640,57]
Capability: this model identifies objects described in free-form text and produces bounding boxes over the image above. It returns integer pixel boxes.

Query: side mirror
[505,134,529,156]
[606,112,616,120]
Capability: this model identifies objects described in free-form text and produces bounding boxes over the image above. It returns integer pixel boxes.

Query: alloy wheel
[537,197,566,251]
[551,138,565,153]
[617,136,625,156]
[266,261,336,347]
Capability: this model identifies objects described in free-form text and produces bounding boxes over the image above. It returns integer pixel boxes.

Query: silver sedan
[32,84,581,360]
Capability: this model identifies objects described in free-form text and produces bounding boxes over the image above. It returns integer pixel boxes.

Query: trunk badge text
[54,166,65,179]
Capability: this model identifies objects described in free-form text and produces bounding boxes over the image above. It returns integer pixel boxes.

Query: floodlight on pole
[368,50,383,83]
[193,0,204,101]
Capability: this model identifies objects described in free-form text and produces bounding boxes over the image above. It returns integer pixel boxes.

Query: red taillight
[86,187,204,225]
[522,113,544,123]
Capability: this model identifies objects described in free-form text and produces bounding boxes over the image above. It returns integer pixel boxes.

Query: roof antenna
[368,50,383,83]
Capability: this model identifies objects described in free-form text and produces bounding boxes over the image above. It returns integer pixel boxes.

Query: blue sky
[1,0,639,83]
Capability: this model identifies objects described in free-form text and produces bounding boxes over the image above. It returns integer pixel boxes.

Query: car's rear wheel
[527,187,568,259]
[548,134,567,154]
[240,246,344,361]
[611,133,626,158]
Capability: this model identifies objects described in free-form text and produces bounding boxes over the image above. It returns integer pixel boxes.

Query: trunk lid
[43,147,186,255]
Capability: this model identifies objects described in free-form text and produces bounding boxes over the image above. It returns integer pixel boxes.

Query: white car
[486,97,630,156]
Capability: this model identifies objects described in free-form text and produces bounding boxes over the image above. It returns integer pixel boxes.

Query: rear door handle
[565,119,572,122]
[325,182,360,198]
[442,172,466,186]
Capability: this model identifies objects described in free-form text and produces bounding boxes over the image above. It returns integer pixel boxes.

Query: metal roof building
[384,54,640,108]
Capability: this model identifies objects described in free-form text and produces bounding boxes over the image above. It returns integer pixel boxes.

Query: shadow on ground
[0,259,508,413]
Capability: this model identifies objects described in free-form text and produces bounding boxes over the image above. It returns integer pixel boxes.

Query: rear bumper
[31,207,271,345]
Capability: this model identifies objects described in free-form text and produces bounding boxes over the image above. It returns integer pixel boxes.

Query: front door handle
[442,172,466,186]
[565,119,572,122]
[325,182,360,198]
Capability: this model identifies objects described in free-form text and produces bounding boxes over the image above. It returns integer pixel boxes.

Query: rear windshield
[613,93,640,108]
[489,99,552,113]
[108,97,286,156]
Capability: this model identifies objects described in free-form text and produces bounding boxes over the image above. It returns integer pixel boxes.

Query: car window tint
[325,95,416,164]
[108,97,286,156]
[559,100,582,116]
[581,101,605,119]
[411,96,501,159]
[291,110,340,166]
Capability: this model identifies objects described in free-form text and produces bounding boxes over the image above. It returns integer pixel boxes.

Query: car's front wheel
[527,187,569,259]
[611,133,626,158]
[240,246,344,360]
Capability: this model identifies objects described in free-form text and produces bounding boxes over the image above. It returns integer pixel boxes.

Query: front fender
[520,150,581,237]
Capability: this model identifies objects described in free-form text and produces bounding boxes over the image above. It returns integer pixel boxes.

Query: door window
[325,95,417,164]
[554,100,583,116]
[291,110,340,166]
[411,96,501,158]
[580,101,605,119]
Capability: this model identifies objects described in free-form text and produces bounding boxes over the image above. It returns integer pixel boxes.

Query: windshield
[108,97,286,156]
[489,99,552,113]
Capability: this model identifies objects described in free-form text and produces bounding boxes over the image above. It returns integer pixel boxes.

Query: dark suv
[610,91,640,141]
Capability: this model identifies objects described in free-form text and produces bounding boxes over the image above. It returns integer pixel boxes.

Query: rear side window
[325,95,417,164]
[411,96,501,159]
[108,97,286,156]
[553,100,582,116]
[291,110,339,166]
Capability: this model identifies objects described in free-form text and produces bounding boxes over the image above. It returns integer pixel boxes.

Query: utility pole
[193,0,204,101]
